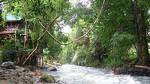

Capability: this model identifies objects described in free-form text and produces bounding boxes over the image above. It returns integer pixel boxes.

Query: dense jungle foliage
[0,0,150,68]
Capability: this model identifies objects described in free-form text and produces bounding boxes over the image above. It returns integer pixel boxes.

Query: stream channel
[44,64,150,84]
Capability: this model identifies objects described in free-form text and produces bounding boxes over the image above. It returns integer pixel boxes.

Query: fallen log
[135,65,150,70]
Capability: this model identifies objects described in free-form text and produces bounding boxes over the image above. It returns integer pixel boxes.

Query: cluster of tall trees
[1,0,150,67]
[94,0,150,66]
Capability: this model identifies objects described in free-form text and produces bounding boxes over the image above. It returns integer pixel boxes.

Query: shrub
[40,74,55,83]
[2,50,17,62]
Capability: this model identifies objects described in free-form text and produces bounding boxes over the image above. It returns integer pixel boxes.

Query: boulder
[48,67,57,71]
[1,61,15,69]
[15,66,27,72]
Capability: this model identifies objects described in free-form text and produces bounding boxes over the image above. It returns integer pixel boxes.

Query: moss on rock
[40,74,55,83]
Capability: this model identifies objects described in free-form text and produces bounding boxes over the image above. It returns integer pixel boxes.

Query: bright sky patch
[69,0,91,8]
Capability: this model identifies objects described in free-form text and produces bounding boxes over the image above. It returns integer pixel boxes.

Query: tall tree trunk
[0,4,3,29]
[137,7,150,65]
[132,0,150,65]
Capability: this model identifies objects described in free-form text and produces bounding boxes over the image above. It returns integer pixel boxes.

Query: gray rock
[15,66,26,72]
[48,67,57,71]
[1,61,15,69]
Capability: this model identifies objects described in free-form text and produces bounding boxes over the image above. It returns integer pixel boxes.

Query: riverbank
[0,61,56,84]
[113,65,150,76]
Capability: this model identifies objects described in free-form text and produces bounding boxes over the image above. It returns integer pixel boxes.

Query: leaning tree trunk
[132,0,150,65]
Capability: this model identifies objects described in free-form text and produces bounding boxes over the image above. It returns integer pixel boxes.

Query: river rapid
[45,64,150,84]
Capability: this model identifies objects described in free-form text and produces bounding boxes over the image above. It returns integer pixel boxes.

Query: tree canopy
[0,0,150,68]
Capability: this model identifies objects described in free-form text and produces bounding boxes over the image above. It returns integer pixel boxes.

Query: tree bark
[132,0,150,65]
[137,7,150,65]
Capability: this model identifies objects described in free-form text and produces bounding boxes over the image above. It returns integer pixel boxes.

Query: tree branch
[23,43,39,65]
[39,0,106,45]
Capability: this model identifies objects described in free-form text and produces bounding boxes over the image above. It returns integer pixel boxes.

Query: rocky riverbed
[0,61,56,84]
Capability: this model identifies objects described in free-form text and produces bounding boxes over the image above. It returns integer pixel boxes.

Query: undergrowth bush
[104,32,135,67]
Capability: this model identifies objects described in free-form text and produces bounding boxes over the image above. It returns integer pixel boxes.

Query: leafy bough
[23,0,106,65]
[39,0,106,45]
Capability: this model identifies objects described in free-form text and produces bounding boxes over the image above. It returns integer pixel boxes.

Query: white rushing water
[45,64,150,84]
